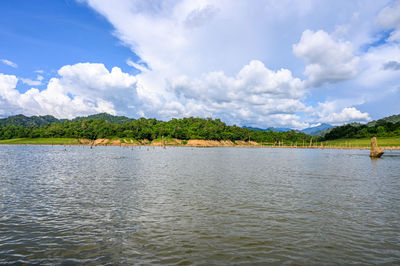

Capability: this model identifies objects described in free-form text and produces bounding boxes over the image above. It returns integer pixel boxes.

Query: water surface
[1,145,399,264]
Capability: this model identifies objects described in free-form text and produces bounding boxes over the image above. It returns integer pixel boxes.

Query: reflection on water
[0,145,399,264]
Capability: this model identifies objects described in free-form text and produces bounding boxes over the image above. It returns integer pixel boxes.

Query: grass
[0,138,78,145]
[321,137,400,147]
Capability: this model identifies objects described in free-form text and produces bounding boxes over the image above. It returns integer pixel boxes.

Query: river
[1,145,399,264]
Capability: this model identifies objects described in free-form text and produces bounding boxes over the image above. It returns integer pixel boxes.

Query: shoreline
[1,138,400,150]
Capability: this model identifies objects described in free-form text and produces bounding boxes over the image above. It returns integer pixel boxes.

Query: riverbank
[1,137,400,150]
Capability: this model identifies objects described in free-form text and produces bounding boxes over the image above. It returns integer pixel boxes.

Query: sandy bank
[1,138,400,150]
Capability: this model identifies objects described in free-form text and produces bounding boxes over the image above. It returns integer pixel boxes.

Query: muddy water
[1,145,399,264]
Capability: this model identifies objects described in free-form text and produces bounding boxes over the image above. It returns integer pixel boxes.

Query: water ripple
[0,146,399,264]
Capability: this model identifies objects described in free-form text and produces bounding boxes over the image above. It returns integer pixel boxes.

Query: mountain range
[0,113,133,127]
[245,123,334,136]
[1,113,399,137]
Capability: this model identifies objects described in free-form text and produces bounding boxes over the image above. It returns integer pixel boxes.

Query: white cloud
[20,75,44,86]
[0,63,139,119]
[3,1,398,128]
[81,0,383,127]
[321,107,371,124]
[126,59,149,73]
[165,60,309,129]
[293,29,359,87]
[1,59,18,68]
[377,1,400,42]
[356,44,400,90]
[0,73,19,101]
[314,101,371,125]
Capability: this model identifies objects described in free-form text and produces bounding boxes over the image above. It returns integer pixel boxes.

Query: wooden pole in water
[162,135,166,149]
[370,137,384,158]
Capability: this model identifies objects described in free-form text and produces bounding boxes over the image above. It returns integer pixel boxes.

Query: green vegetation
[0,115,311,144]
[322,119,400,140]
[0,114,63,127]
[73,113,133,124]
[367,114,400,126]
[321,137,400,147]
[0,138,77,145]
[0,112,133,127]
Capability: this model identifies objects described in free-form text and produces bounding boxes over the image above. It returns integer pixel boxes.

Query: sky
[1,0,400,129]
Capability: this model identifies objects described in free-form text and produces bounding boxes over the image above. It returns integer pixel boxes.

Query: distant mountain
[301,123,333,136]
[244,126,296,132]
[0,113,134,127]
[0,114,62,127]
[274,127,296,132]
[245,123,334,136]
[73,113,134,124]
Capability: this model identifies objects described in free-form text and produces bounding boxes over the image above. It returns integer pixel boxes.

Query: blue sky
[1,0,400,129]
[0,0,136,80]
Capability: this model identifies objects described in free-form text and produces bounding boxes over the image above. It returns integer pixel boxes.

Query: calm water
[0,145,399,265]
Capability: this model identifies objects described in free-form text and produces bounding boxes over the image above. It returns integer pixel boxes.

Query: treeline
[322,120,400,140]
[0,117,311,143]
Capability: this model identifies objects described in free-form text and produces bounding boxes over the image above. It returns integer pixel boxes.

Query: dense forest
[0,116,311,143]
[322,119,400,140]
[0,113,132,127]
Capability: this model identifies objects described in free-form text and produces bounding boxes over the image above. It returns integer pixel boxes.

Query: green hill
[0,114,62,127]
[367,114,400,126]
[73,113,134,124]
[0,112,133,127]
[322,114,400,140]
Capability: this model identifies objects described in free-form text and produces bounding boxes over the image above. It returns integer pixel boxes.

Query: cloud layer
[293,30,359,87]
[2,1,399,128]
[0,63,138,119]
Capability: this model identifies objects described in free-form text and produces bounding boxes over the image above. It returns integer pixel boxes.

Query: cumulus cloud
[79,0,317,128]
[166,60,309,128]
[0,63,139,119]
[314,101,371,125]
[1,59,18,68]
[293,29,359,87]
[377,0,400,42]
[3,1,397,128]
[356,43,400,90]
[320,107,371,124]
[76,0,399,127]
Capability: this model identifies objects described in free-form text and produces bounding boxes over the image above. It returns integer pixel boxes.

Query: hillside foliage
[322,120,400,140]
[0,116,311,143]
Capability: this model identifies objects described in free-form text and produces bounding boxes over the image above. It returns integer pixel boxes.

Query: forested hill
[0,115,312,143]
[0,113,133,126]
[0,114,63,127]
[322,114,400,140]
[72,113,133,124]
[367,114,400,126]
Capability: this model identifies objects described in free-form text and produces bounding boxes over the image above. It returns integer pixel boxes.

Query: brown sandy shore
[3,138,400,150]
